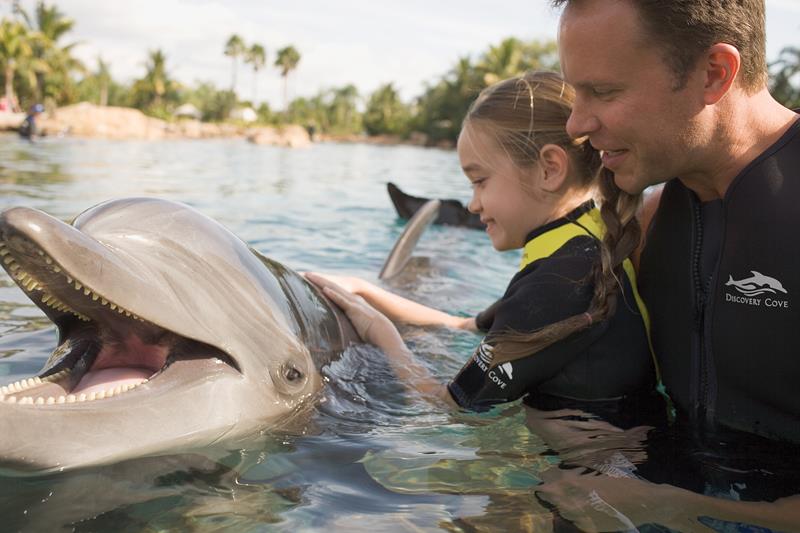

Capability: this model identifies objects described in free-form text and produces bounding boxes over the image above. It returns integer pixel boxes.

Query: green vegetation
[274,45,300,111]
[771,46,800,110]
[1,3,798,144]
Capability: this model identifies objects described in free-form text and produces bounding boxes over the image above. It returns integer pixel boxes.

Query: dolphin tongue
[72,334,169,395]
[73,368,152,395]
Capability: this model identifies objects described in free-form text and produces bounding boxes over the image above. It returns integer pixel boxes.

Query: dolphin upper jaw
[0,198,348,473]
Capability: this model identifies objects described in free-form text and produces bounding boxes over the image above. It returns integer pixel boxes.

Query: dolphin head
[0,198,356,473]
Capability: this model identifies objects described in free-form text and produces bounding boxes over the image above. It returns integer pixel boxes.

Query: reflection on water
[0,134,797,532]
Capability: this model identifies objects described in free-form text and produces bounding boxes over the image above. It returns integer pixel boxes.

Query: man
[535,0,800,530]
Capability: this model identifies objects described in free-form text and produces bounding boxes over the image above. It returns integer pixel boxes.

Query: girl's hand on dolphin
[305,272,405,349]
[304,272,368,295]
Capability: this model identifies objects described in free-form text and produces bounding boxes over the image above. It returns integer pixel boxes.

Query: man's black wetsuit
[639,116,800,444]
[447,201,656,413]
[18,114,36,140]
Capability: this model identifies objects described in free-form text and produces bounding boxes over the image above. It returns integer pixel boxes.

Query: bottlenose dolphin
[0,197,362,473]
[387,182,485,230]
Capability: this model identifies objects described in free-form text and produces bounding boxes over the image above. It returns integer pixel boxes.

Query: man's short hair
[552,0,768,92]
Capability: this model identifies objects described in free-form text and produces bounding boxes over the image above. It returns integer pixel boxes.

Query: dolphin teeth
[78,393,87,402]
[53,266,61,273]
[96,390,106,400]
[2,255,13,265]
[91,293,99,301]
[66,394,76,403]
[83,288,91,296]
[0,248,8,256]
[46,397,55,405]
[0,386,7,394]
[88,392,97,401]
[66,275,73,284]
[74,281,82,290]
[45,257,52,265]
[110,303,117,311]
[57,396,66,404]
[34,397,44,405]
[6,396,17,404]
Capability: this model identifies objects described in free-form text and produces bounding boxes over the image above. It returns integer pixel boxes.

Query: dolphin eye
[284,365,303,382]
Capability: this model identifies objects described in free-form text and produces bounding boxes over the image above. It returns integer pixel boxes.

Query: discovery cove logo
[725,270,789,309]
[473,342,513,390]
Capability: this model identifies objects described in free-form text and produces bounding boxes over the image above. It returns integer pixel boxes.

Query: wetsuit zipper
[691,198,717,429]
[690,200,709,424]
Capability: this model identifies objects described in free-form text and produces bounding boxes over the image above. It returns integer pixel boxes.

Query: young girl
[307,71,659,414]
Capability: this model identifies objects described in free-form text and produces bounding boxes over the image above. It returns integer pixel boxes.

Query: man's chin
[612,172,649,196]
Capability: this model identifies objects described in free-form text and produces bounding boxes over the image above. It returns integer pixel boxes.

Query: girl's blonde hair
[466,71,643,365]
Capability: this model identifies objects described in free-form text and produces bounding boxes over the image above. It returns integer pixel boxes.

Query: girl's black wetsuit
[447,201,657,413]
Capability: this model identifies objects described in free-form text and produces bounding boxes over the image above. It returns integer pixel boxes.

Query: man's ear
[537,144,569,193]
[702,43,740,105]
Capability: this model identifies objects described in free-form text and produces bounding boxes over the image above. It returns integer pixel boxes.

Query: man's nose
[566,102,601,140]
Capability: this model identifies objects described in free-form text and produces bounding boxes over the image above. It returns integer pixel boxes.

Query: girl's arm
[306,272,476,330]
[306,273,458,408]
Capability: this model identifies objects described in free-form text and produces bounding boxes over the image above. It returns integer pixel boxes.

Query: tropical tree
[411,37,559,144]
[95,56,110,106]
[245,43,266,104]
[328,84,361,135]
[274,45,300,111]
[28,1,84,105]
[130,49,177,113]
[770,46,800,109]
[76,56,126,107]
[224,34,245,93]
[0,17,33,110]
[363,82,410,136]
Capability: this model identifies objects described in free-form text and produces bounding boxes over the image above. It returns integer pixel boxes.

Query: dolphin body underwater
[0,197,384,474]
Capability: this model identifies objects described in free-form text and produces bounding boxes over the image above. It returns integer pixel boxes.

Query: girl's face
[457,123,554,251]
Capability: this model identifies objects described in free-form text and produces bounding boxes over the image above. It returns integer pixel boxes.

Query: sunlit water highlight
[0,133,797,532]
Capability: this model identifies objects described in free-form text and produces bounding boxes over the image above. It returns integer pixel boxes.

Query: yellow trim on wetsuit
[519,208,662,382]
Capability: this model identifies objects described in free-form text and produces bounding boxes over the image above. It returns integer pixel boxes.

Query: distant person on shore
[18,104,44,141]
[307,70,662,423]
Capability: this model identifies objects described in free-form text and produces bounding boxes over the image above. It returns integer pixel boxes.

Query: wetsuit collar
[523,199,596,244]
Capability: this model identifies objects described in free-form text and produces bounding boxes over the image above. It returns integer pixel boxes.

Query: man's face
[558,0,707,194]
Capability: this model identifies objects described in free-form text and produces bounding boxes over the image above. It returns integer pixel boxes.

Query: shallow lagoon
[0,133,796,532]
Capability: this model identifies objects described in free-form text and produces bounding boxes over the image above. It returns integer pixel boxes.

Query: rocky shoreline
[0,103,455,150]
[0,103,311,148]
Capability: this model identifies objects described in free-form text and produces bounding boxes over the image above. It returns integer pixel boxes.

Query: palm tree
[0,18,33,110]
[30,2,84,104]
[274,45,300,111]
[96,56,110,106]
[144,49,168,107]
[224,34,245,93]
[245,43,266,104]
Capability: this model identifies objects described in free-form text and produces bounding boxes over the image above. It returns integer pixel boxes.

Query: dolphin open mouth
[0,234,238,407]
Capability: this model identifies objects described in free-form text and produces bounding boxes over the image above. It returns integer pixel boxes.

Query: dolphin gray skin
[379,198,440,280]
[387,182,485,230]
[0,197,358,474]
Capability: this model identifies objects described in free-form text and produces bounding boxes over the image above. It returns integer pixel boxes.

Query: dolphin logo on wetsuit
[725,271,788,297]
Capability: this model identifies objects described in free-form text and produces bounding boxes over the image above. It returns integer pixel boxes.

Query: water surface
[1,133,796,532]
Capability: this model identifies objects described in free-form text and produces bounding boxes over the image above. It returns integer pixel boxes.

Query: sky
[4,0,800,109]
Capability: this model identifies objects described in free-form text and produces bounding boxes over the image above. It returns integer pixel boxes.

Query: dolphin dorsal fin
[379,199,440,280]
[751,271,763,277]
